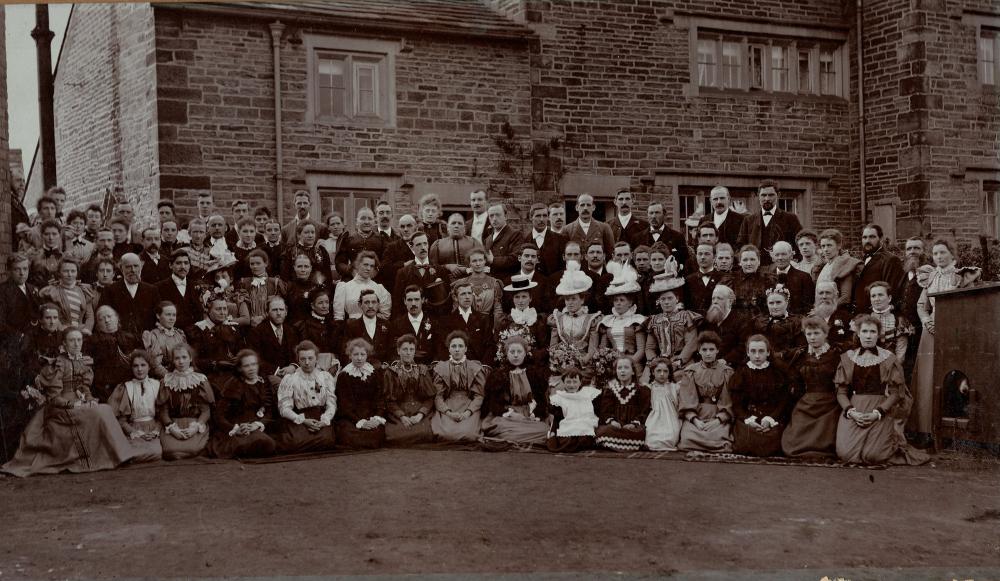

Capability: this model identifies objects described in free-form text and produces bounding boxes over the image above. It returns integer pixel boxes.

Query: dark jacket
[609,214,651,249]
[763,264,815,315]
[736,210,803,265]
[701,212,745,248]
[342,316,394,366]
[482,365,549,419]
[98,280,161,336]
[155,277,204,331]
[248,320,299,376]
[684,270,723,315]
[633,225,689,272]
[852,247,905,314]
[388,313,440,365]
[483,225,526,279]
[437,310,495,363]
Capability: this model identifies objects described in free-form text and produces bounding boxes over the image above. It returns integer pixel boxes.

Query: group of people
[0,181,981,476]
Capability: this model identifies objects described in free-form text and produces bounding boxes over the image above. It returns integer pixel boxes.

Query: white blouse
[277,369,338,425]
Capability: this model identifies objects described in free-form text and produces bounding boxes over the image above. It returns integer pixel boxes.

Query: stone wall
[0,7,11,278]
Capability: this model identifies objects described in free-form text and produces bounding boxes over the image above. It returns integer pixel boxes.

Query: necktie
[453,239,461,266]
[275,326,283,344]
[418,264,426,277]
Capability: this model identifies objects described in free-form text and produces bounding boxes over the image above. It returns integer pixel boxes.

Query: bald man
[763,241,814,314]
[97,253,161,335]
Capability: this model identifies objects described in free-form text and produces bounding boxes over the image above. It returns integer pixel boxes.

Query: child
[209,349,277,459]
[595,356,652,452]
[431,331,487,442]
[677,332,734,453]
[157,345,215,460]
[546,367,600,453]
[644,357,682,452]
[728,334,792,457]
[481,336,550,446]
[109,350,163,463]
[334,338,387,449]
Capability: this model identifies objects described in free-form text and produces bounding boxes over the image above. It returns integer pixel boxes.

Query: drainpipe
[269,21,285,224]
[856,0,867,226]
[32,4,57,190]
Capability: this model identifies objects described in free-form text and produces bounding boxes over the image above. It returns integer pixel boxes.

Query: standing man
[282,190,314,249]
[684,243,722,315]
[764,241,815,315]
[98,253,161,335]
[467,190,490,243]
[382,213,420,293]
[158,201,177,227]
[0,253,39,462]
[429,214,483,279]
[584,242,613,314]
[736,179,803,266]
[155,249,203,331]
[562,193,615,257]
[636,202,688,271]
[901,237,928,383]
[225,199,260,248]
[335,207,388,281]
[609,190,649,248]
[83,228,118,284]
[393,231,446,314]
[526,202,566,275]
[195,192,216,223]
[483,202,525,279]
[138,227,171,284]
[501,243,547,311]
[548,203,566,235]
[852,224,905,314]
[375,201,400,243]
[702,185,744,247]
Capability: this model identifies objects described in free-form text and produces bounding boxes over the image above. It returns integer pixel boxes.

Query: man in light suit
[483,202,525,279]
[736,180,803,266]
[562,193,615,257]
[608,190,649,248]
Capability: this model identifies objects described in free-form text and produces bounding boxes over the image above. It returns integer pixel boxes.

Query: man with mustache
[609,190,649,248]
[808,281,853,350]
[635,202,689,272]
[736,179,803,266]
[900,237,928,383]
[701,185,744,247]
[562,193,615,257]
[851,223,905,314]
[703,285,750,367]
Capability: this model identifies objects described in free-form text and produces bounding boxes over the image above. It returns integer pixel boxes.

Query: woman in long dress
[157,344,214,460]
[451,248,504,328]
[209,349,277,459]
[3,328,136,477]
[548,262,602,384]
[334,338,387,449]
[836,315,929,465]
[676,332,734,452]
[481,336,550,445]
[88,306,143,401]
[595,357,652,452]
[643,273,702,373]
[108,350,163,463]
[780,317,841,459]
[431,331,487,442]
[909,239,981,441]
[384,334,437,446]
[728,334,792,457]
[142,301,188,379]
[599,267,647,370]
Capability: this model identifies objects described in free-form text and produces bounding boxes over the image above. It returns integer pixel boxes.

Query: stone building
[0,6,12,277]
[37,0,1000,245]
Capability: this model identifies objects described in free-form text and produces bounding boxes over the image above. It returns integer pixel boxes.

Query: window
[306,35,398,125]
[985,181,999,238]
[771,45,790,92]
[722,41,742,89]
[677,185,803,224]
[980,28,999,86]
[697,38,717,87]
[319,188,386,230]
[797,49,812,93]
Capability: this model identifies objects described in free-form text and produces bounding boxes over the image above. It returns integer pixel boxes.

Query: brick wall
[153,8,533,225]
[0,7,11,279]
[51,3,159,228]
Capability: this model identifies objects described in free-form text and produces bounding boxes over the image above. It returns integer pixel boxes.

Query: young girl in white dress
[546,367,600,453]
[644,357,681,451]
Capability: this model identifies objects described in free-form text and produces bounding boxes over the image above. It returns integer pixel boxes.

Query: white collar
[379,228,392,236]
[413,257,429,266]
[618,213,631,227]
[775,266,790,274]
[458,307,472,317]
[172,275,187,286]
[408,312,424,323]
[532,228,547,237]
[578,218,591,228]
[473,212,487,222]
[519,270,535,279]
[236,241,256,250]
[270,321,283,333]
[713,209,729,226]
[343,362,375,380]
[746,360,771,370]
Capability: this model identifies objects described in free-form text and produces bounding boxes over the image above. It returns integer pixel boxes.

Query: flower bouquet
[589,346,621,382]
[548,341,584,376]
[495,326,537,362]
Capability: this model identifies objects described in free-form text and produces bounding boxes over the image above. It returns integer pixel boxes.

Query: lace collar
[560,306,590,318]
[872,304,893,316]
[311,312,328,322]
[608,381,638,405]
[343,362,375,380]
[510,307,538,326]
[164,368,208,391]
[156,322,179,336]
[848,346,892,367]
[746,360,771,370]
[808,343,831,358]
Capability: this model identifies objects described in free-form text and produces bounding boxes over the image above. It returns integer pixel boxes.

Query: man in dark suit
[438,281,494,363]
[138,227,171,285]
[249,296,299,380]
[0,253,39,462]
[701,185,745,248]
[155,250,203,331]
[562,193,615,257]
[736,180,803,266]
[584,242,614,314]
[466,189,490,244]
[703,284,750,367]
[98,253,161,336]
[900,237,927,383]
[635,202,689,272]
[335,207,388,281]
[381,214,419,295]
[501,243,548,312]
[281,190,316,251]
[392,231,449,314]
[684,243,723,315]
[764,241,815,315]
[483,202,525,280]
[608,190,650,248]
[342,289,394,365]
[388,285,440,365]
[524,203,566,276]
[852,224,906,314]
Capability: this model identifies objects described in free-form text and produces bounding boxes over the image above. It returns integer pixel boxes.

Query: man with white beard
[808,281,854,350]
[703,285,750,367]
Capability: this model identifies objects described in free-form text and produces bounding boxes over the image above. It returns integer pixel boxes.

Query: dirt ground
[2,448,999,580]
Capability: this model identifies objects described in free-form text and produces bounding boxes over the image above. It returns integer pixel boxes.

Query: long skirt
[385,401,434,446]
[481,414,549,445]
[677,403,732,453]
[335,419,386,449]
[2,404,136,477]
[123,419,163,463]
[595,424,646,452]
[208,430,276,459]
[274,408,337,454]
[160,417,210,460]
[733,421,784,457]
[781,392,839,458]
[908,331,935,435]
[431,392,482,442]
[837,394,929,465]
[546,435,594,453]
[645,384,681,451]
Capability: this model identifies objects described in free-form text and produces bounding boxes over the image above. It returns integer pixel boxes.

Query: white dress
[549,385,600,437]
[645,381,681,451]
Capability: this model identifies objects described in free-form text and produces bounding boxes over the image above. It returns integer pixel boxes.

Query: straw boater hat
[555,261,593,296]
[503,274,538,293]
[648,271,685,294]
[604,265,641,296]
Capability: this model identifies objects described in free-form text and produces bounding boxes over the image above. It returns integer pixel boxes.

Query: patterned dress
[142,324,188,379]
[645,310,703,365]
[384,360,437,445]
[594,380,652,452]
[157,369,215,460]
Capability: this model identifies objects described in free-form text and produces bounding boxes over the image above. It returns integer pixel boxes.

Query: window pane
[697,38,718,87]
[777,197,796,214]
[318,56,347,116]
[356,65,377,115]
[771,45,789,92]
[722,41,741,89]
[748,45,764,89]
[798,49,812,93]
[820,49,837,95]
[980,34,996,85]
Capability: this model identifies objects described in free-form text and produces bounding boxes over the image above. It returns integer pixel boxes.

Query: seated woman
[677,332,734,453]
[728,335,793,457]
[187,292,242,386]
[644,357,682,452]
[236,249,288,328]
[600,267,647,370]
[720,245,774,318]
[864,280,913,361]
[208,349,277,459]
[3,328,135,477]
[431,331,487,442]
[157,344,214,460]
[481,336,550,446]
[494,275,548,366]
[334,338,387,449]
[548,262,602,386]
[292,288,341,371]
[142,301,188,379]
[285,253,331,325]
[644,272,701,373]
[780,317,842,459]
[546,367,600,453]
[595,356,652,452]
[384,334,437,446]
[835,315,929,465]
[749,288,805,363]
[203,258,251,328]
[87,306,143,401]
[39,258,95,335]
[274,340,337,453]
[25,303,67,380]
[108,350,163,463]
